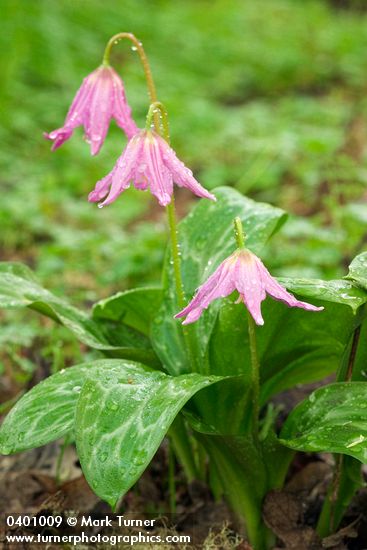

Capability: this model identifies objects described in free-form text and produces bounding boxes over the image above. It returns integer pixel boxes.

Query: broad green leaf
[258,299,360,403]
[0,360,113,453]
[207,274,367,414]
[93,287,162,336]
[203,293,360,429]
[201,301,253,434]
[152,187,287,375]
[346,252,367,290]
[0,262,158,365]
[75,363,222,508]
[257,271,367,400]
[280,382,367,462]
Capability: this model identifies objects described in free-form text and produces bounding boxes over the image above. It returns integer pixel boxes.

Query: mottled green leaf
[0,360,114,453]
[280,382,367,462]
[75,363,222,508]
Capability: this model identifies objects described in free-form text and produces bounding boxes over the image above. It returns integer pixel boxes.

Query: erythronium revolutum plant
[1,32,367,549]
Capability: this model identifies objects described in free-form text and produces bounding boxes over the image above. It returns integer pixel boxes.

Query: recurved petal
[175,258,236,324]
[44,127,74,150]
[175,263,226,320]
[157,136,216,201]
[88,171,114,202]
[98,133,143,206]
[259,258,324,312]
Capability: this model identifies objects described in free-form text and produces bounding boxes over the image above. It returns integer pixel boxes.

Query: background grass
[1,0,367,378]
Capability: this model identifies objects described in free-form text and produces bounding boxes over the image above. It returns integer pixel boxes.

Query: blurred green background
[1,0,367,375]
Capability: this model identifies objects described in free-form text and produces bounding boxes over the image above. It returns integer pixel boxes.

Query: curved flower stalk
[175,246,323,326]
[44,65,138,155]
[88,128,216,207]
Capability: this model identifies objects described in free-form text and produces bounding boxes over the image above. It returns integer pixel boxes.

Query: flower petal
[111,69,139,139]
[88,171,114,203]
[234,252,266,325]
[44,128,74,151]
[97,134,144,206]
[64,71,97,128]
[45,69,99,151]
[257,257,324,312]
[175,258,236,324]
[140,134,173,206]
[84,67,115,156]
[157,135,216,201]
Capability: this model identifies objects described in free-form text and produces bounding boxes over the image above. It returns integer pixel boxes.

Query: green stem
[248,313,260,440]
[201,434,270,549]
[103,34,186,325]
[104,33,196,493]
[233,217,260,442]
[232,217,260,438]
[169,415,200,481]
[168,441,176,515]
[103,33,157,103]
[145,102,185,309]
[166,197,186,309]
[146,101,200,372]
[345,325,361,382]
[317,324,362,537]
[55,434,71,486]
[233,216,246,248]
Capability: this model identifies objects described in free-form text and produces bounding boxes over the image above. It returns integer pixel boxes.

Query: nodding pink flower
[175,248,323,326]
[44,65,138,155]
[88,129,216,207]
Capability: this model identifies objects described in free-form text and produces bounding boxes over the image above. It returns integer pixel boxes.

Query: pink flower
[44,65,138,155]
[88,129,216,207]
[175,248,323,326]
